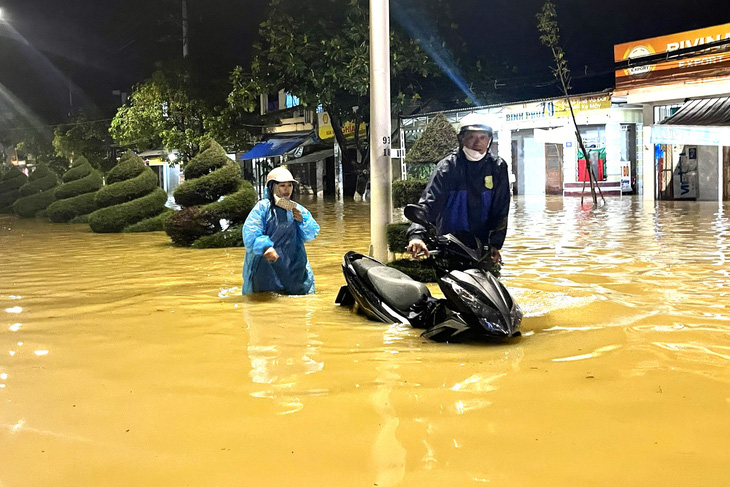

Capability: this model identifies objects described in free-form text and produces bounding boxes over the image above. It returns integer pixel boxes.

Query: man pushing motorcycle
[406,112,512,267]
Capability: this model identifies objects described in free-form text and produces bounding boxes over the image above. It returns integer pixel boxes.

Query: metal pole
[369,0,392,262]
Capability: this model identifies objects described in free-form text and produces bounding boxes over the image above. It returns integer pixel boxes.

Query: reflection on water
[1,195,729,486]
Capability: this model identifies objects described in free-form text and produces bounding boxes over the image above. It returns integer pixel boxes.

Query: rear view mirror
[404,204,437,235]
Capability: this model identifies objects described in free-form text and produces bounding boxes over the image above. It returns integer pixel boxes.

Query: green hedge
[13,188,57,218]
[124,208,174,232]
[88,187,168,233]
[95,169,158,208]
[164,206,218,246]
[166,138,256,248]
[13,164,59,218]
[0,168,28,213]
[200,181,258,225]
[404,112,458,165]
[48,156,103,223]
[106,151,145,184]
[392,179,427,208]
[172,162,241,207]
[87,152,167,233]
[17,164,58,197]
[386,222,409,253]
[180,139,229,180]
[54,171,103,201]
[164,184,258,247]
[191,224,244,249]
[47,192,98,223]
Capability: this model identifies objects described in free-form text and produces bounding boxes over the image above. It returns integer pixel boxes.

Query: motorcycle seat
[367,265,430,311]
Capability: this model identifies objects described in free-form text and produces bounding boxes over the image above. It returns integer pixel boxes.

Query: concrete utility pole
[368,0,392,262]
[182,0,189,58]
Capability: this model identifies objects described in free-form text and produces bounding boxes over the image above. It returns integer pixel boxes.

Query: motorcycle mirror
[404,204,437,234]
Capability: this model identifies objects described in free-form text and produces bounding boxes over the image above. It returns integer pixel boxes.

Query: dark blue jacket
[407,149,511,249]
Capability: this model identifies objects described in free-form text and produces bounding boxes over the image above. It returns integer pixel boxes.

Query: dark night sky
[0,0,728,126]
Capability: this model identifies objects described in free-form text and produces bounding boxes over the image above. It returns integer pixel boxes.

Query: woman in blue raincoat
[242,167,320,295]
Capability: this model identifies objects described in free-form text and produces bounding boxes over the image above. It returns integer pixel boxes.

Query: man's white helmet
[458,113,494,137]
[266,166,296,184]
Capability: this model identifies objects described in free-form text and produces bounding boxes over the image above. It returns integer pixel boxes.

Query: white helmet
[458,113,494,137]
[266,166,296,184]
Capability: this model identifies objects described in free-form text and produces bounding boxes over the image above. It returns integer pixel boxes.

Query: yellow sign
[317,112,367,141]
[145,157,166,166]
[503,95,610,123]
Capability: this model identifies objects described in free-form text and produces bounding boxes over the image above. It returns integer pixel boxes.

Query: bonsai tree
[12,164,59,218]
[0,167,29,213]
[87,151,168,233]
[47,155,103,223]
[164,139,257,247]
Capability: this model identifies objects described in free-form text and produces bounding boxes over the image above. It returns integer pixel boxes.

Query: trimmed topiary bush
[0,167,28,213]
[190,224,244,249]
[404,112,458,165]
[47,156,103,223]
[392,179,427,208]
[386,222,409,253]
[164,206,218,246]
[165,139,257,248]
[124,208,174,232]
[88,152,167,233]
[405,112,457,180]
[13,164,59,218]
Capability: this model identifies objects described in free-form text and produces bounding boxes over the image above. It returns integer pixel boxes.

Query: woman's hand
[292,207,303,222]
[263,247,279,262]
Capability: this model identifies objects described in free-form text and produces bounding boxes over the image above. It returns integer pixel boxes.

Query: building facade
[400,93,643,198]
[613,22,730,202]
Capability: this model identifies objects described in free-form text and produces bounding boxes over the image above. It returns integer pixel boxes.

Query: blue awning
[239,137,305,160]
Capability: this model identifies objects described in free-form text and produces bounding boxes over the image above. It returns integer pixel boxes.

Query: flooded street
[1,195,729,487]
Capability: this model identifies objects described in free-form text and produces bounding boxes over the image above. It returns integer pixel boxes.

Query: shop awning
[660,96,730,126]
[239,137,306,160]
[285,149,334,165]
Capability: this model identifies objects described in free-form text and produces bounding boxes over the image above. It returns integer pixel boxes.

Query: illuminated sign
[614,23,730,90]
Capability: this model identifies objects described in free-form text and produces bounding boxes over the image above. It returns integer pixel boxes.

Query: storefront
[613,22,730,201]
[399,93,642,197]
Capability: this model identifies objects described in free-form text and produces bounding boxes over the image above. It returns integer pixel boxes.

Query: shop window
[653,104,682,124]
[266,93,279,113]
[285,93,300,108]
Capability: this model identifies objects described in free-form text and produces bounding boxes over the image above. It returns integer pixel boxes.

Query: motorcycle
[335,204,523,343]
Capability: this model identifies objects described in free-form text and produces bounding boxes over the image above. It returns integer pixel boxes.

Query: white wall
[605,122,623,182]
[523,135,546,195]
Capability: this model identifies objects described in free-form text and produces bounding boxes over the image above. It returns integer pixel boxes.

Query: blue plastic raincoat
[242,198,320,295]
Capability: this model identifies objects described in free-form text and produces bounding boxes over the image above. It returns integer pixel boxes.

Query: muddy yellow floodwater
[1,196,729,486]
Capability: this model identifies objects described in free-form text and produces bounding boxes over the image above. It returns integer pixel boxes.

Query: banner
[614,23,730,90]
[317,112,367,142]
[502,95,610,123]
